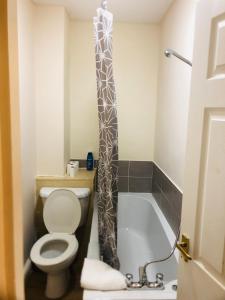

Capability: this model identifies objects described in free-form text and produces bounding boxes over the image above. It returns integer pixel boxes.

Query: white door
[177,0,225,299]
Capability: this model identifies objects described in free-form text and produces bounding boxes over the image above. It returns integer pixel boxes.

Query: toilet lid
[43,190,81,234]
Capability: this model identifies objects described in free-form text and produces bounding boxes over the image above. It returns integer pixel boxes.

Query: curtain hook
[101,0,107,10]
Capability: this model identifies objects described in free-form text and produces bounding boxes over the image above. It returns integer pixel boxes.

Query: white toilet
[30,187,90,299]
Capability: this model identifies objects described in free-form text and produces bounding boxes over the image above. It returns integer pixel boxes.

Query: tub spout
[139,266,148,285]
[139,267,164,290]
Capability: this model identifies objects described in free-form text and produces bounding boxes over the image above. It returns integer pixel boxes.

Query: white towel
[80,258,127,291]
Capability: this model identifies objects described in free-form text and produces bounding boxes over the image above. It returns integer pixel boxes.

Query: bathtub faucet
[139,267,164,289]
[126,268,164,289]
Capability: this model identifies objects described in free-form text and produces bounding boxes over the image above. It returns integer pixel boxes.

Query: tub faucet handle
[156,273,164,284]
[126,273,143,289]
[126,273,133,285]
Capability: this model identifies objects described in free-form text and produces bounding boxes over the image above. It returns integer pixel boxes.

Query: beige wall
[17,2,71,265]
[69,21,159,161]
[17,0,36,263]
[64,11,70,169]
[154,0,197,190]
[34,5,69,176]
[69,21,101,160]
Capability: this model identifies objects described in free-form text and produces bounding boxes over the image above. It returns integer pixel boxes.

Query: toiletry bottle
[69,164,76,177]
[66,162,71,176]
[86,152,94,171]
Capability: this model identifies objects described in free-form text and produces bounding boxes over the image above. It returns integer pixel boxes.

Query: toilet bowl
[30,188,90,299]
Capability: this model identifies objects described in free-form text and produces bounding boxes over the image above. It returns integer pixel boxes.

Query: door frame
[0,0,24,299]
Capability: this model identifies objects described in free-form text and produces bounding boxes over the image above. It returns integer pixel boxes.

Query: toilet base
[45,269,70,299]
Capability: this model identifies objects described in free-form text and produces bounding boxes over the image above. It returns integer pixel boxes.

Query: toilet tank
[40,187,90,227]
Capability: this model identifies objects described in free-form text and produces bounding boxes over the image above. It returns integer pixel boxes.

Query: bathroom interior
[3,0,225,299]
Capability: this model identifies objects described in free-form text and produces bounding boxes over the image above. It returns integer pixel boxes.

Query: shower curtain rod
[164,48,192,67]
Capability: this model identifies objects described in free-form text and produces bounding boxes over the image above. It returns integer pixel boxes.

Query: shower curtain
[94,7,120,269]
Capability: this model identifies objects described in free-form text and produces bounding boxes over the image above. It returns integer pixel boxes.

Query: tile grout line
[128,161,130,192]
[129,176,153,179]
[119,176,153,179]
[154,174,182,207]
[153,180,181,225]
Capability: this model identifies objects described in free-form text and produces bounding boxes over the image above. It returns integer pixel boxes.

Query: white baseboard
[24,258,32,279]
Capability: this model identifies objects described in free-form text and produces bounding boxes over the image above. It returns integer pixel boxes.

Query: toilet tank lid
[40,187,90,199]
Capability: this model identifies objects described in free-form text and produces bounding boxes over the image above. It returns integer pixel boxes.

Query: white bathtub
[84,193,179,300]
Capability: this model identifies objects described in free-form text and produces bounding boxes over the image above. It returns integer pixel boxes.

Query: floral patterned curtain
[94,7,120,269]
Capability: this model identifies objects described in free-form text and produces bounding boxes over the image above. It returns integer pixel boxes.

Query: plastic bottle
[86,152,94,171]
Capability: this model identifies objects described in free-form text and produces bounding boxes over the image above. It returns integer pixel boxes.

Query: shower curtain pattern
[94,8,120,269]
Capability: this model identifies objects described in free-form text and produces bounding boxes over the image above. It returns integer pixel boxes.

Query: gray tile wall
[152,164,182,234]
[118,161,153,192]
[72,159,153,193]
[72,158,182,234]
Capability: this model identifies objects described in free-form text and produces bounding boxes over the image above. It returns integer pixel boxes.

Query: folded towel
[80,258,127,291]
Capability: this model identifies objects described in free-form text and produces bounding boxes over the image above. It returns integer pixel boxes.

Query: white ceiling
[33,0,174,23]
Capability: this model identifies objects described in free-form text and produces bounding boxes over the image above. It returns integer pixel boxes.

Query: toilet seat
[30,233,78,267]
[44,189,81,234]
